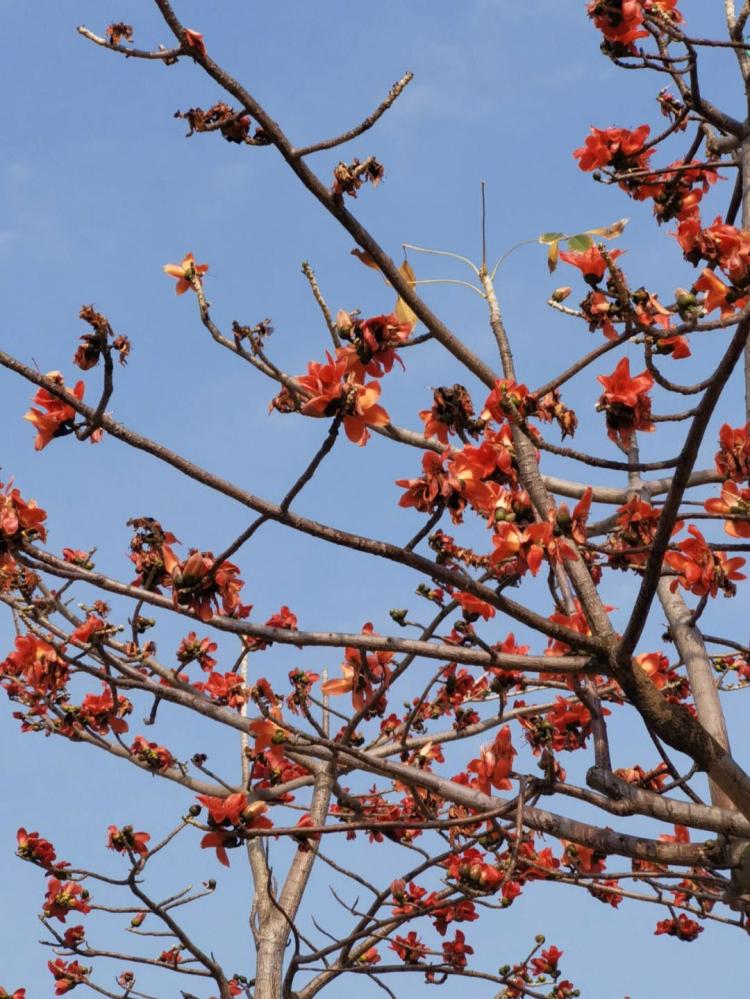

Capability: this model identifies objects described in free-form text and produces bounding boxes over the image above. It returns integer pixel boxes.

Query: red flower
[0,481,47,543]
[694,269,739,318]
[531,945,563,976]
[163,252,209,295]
[665,525,746,597]
[43,878,91,923]
[559,246,622,285]
[654,913,703,941]
[161,545,252,622]
[482,379,532,424]
[587,0,649,52]
[574,124,651,172]
[467,726,516,793]
[337,311,412,379]
[196,792,273,866]
[24,372,85,451]
[70,615,106,646]
[17,828,63,869]
[705,481,750,538]
[455,591,496,621]
[715,423,750,482]
[342,380,390,445]
[442,929,474,970]
[158,947,183,967]
[107,824,150,856]
[130,735,174,771]
[596,356,654,446]
[3,634,69,697]
[322,623,394,714]
[48,960,89,996]
[62,925,85,948]
[389,931,429,963]
[177,631,218,671]
[296,353,390,445]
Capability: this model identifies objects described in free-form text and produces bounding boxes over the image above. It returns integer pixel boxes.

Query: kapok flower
[596,356,654,446]
[43,878,91,923]
[559,246,622,285]
[467,726,516,794]
[342,380,390,445]
[704,481,750,538]
[454,591,496,622]
[130,735,174,771]
[715,423,750,482]
[163,252,209,295]
[574,124,651,172]
[531,945,564,977]
[0,481,47,543]
[48,959,89,996]
[322,623,394,714]
[161,545,252,621]
[24,373,85,451]
[195,791,272,866]
[17,828,62,869]
[337,312,412,380]
[665,525,746,597]
[107,824,150,856]
[70,615,106,646]
[694,268,739,318]
[296,353,390,445]
[654,913,703,942]
[587,0,649,53]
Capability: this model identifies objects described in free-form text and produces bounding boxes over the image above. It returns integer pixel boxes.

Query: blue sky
[1,1,749,996]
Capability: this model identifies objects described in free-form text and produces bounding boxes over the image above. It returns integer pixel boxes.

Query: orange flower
[715,422,750,481]
[559,246,622,285]
[161,545,252,621]
[455,591,496,622]
[467,726,516,794]
[0,480,47,542]
[343,380,390,446]
[163,252,209,295]
[704,481,750,539]
[322,623,393,713]
[195,793,272,866]
[297,353,389,445]
[665,525,746,597]
[596,356,654,446]
[336,312,412,380]
[694,268,737,318]
[574,124,651,172]
[24,372,85,451]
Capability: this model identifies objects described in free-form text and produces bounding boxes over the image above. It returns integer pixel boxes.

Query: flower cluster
[665,525,746,598]
[162,544,252,622]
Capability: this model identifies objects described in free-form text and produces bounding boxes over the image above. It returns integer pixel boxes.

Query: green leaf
[539,231,564,245]
[566,233,594,252]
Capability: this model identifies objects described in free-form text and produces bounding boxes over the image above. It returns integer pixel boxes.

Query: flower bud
[551,286,572,303]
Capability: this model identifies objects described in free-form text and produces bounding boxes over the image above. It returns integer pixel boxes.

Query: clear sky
[1,1,748,996]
